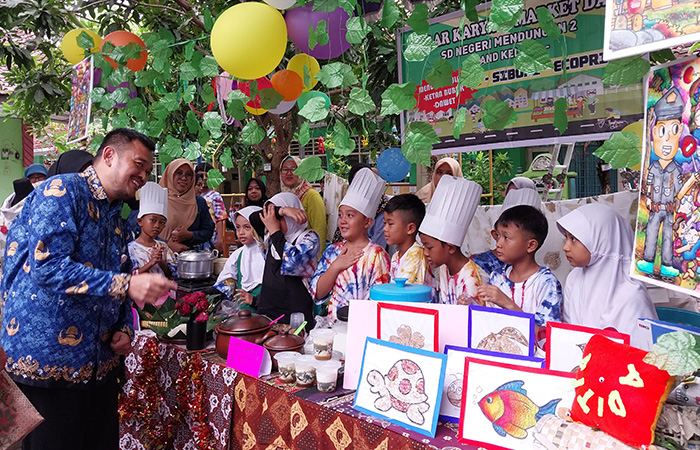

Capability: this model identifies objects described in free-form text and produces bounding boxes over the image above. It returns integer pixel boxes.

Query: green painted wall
[0,118,27,203]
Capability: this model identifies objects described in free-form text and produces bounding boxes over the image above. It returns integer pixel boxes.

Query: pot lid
[178,250,216,262]
[369,278,432,302]
[219,309,271,333]
[263,329,305,351]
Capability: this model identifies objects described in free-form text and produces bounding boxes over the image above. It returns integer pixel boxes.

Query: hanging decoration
[60,28,101,65]
[210,2,288,80]
[270,69,304,102]
[287,53,321,92]
[100,30,148,72]
[285,3,351,60]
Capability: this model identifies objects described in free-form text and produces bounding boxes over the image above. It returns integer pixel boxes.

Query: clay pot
[215,309,271,358]
[261,329,305,369]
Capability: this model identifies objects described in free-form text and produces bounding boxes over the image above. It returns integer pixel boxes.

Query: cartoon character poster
[604,0,700,60]
[633,56,700,297]
[66,56,93,145]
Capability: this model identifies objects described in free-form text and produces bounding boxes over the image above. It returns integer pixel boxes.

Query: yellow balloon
[60,29,102,65]
[287,53,320,92]
[245,104,268,115]
[210,3,288,80]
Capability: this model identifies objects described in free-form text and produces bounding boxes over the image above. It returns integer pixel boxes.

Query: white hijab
[266,192,309,244]
[557,204,657,337]
[505,176,537,192]
[216,206,265,291]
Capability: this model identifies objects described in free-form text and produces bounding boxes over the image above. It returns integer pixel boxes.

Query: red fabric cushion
[570,335,672,448]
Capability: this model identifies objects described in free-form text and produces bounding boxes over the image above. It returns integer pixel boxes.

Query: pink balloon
[269,100,295,114]
[216,72,238,100]
[285,3,351,59]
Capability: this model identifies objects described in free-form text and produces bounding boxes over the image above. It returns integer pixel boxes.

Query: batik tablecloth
[119,333,237,450]
[231,372,478,450]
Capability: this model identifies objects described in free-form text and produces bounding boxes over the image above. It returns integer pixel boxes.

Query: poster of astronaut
[633,56,700,297]
[603,0,700,61]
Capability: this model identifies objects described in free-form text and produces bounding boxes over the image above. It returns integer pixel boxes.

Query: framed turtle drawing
[439,346,545,423]
[468,305,536,357]
[377,302,440,352]
[458,358,576,450]
[545,322,630,372]
[354,337,447,437]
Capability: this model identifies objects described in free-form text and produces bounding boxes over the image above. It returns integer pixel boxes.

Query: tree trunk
[252,112,295,196]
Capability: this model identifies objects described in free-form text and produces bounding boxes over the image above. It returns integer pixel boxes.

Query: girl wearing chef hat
[311,168,390,322]
[419,176,484,305]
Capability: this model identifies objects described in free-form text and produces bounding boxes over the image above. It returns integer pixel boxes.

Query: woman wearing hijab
[159,158,214,253]
[256,193,320,329]
[505,176,537,194]
[280,156,327,252]
[244,178,267,208]
[47,150,94,177]
[557,204,657,341]
[416,157,463,204]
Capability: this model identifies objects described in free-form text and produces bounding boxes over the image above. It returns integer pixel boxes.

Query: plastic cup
[274,351,300,384]
[316,360,341,393]
[294,355,317,387]
[310,329,336,361]
[289,312,305,331]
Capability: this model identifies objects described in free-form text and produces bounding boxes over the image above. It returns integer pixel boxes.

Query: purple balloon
[93,68,102,86]
[106,81,137,108]
[285,3,351,59]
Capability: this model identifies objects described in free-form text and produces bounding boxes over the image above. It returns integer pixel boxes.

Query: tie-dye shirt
[471,250,506,278]
[488,266,563,327]
[435,259,482,305]
[1,166,132,388]
[311,241,390,321]
[390,241,432,286]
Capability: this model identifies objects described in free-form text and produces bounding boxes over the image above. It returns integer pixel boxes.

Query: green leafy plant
[463,151,513,205]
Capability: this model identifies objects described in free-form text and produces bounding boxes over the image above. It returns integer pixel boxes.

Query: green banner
[398,0,645,153]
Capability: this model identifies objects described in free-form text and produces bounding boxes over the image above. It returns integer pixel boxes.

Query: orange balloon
[271,70,304,102]
[100,31,148,72]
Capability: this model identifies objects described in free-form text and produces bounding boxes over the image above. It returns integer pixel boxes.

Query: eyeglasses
[174,170,193,179]
[281,168,296,174]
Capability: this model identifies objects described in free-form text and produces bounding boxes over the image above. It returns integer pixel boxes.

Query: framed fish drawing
[354,337,447,438]
[458,358,575,450]
[546,322,630,373]
[440,346,545,423]
[468,305,536,357]
[377,302,439,352]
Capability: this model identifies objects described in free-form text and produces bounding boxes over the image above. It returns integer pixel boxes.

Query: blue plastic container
[370,278,432,303]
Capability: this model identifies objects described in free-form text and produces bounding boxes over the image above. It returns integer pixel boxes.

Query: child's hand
[279,206,307,224]
[234,289,254,305]
[261,203,281,234]
[476,285,518,310]
[150,246,163,262]
[333,247,363,271]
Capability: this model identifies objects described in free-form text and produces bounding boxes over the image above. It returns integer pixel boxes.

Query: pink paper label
[226,336,265,377]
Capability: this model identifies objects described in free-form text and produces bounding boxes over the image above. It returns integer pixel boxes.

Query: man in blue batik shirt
[0,128,176,450]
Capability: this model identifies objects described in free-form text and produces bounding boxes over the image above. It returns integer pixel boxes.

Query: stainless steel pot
[176,249,219,279]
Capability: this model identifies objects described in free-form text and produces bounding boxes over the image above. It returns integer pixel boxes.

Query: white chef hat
[339,168,386,218]
[138,182,168,219]
[419,176,482,246]
[502,187,542,212]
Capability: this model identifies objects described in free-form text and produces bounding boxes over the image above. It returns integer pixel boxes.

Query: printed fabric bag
[0,371,43,449]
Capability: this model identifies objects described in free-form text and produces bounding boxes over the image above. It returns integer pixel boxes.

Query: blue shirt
[471,250,507,277]
[1,166,132,388]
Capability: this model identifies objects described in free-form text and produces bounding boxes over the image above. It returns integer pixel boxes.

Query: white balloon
[263,0,296,10]
[269,100,295,115]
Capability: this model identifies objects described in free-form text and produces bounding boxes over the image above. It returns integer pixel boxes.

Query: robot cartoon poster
[604,0,700,60]
[633,56,700,296]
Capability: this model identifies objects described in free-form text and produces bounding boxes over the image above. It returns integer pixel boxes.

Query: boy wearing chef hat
[128,182,177,292]
[311,168,390,321]
[419,176,483,305]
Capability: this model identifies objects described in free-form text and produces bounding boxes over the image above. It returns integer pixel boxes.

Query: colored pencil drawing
[476,327,529,355]
[389,324,425,349]
[367,359,430,425]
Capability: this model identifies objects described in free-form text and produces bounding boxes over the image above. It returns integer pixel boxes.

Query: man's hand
[110,331,131,355]
[128,273,177,305]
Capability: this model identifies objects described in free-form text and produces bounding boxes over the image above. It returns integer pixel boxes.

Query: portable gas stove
[175,276,220,299]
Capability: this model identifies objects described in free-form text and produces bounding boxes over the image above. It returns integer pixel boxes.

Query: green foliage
[593,131,642,169]
[482,99,518,130]
[514,39,553,75]
[381,82,418,115]
[330,122,356,156]
[294,156,325,182]
[315,62,358,89]
[463,151,513,205]
[347,88,376,115]
[536,7,561,40]
[403,33,438,62]
[241,121,265,145]
[425,58,453,89]
[644,331,700,376]
[553,98,568,135]
[453,108,467,139]
[458,54,486,90]
[345,16,370,44]
[406,4,430,34]
[602,56,651,87]
[296,121,311,148]
[403,122,440,166]
[299,97,329,121]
